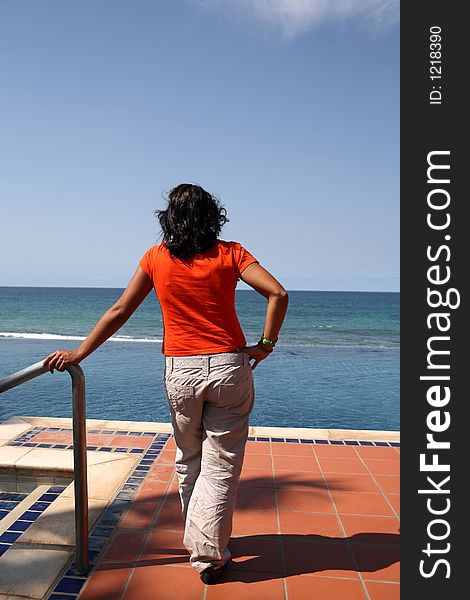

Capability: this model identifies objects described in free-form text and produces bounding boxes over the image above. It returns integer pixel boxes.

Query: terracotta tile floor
[75,437,399,599]
[26,429,154,450]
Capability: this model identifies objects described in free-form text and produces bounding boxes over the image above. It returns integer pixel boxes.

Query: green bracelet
[259,335,277,348]
[257,341,273,353]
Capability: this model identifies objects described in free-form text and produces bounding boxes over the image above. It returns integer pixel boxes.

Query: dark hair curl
[155,184,229,259]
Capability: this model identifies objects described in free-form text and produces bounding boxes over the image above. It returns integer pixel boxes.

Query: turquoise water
[0,287,399,430]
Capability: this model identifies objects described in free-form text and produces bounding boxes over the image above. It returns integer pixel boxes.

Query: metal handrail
[0,361,89,574]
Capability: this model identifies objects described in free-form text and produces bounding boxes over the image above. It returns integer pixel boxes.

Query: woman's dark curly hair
[155,184,229,259]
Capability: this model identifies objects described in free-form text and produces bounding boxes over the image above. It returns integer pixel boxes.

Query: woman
[43,183,288,584]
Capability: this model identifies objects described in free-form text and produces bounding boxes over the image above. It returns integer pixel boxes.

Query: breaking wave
[0,332,162,343]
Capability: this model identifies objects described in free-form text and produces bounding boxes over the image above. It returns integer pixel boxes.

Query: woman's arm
[43,266,154,372]
[238,262,289,369]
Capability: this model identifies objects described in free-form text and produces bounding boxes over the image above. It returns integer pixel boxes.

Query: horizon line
[0,285,400,294]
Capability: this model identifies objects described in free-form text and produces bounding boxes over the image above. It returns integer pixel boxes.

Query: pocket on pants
[217,370,254,415]
[164,381,196,415]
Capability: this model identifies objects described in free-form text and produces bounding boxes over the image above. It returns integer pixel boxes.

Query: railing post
[67,365,89,575]
[0,361,89,574]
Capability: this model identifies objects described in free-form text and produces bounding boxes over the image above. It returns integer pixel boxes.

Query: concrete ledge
[18,496,108,546]
[249,425,400,442]
[0,422,34,442]
[1,446,141,478]
[5,415,400,442]
[0,547,72,599]
[4,415,111,429]
[61,455,139,501]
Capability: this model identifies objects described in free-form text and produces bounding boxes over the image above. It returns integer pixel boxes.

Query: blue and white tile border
[0,491,29,522]
[7,426,158,454]
[248,436,400,447]
[0,485,67,558]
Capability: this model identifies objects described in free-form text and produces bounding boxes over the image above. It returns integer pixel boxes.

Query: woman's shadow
[222,532,400,583]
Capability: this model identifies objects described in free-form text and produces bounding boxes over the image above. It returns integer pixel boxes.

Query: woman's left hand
[43,349,83,373]
[239,344,271,370]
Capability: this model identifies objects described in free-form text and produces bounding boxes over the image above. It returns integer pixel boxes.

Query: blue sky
[0,0,399,291]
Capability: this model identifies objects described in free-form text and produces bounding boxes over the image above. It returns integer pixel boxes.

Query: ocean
[0,287,399,431]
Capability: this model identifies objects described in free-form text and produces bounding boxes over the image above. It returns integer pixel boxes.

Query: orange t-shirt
[139,240,259,356]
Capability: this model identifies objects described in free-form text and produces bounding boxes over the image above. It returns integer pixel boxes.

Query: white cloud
[195,0,399,38]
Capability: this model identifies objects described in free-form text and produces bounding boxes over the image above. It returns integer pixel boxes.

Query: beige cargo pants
[163,350,255,573]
